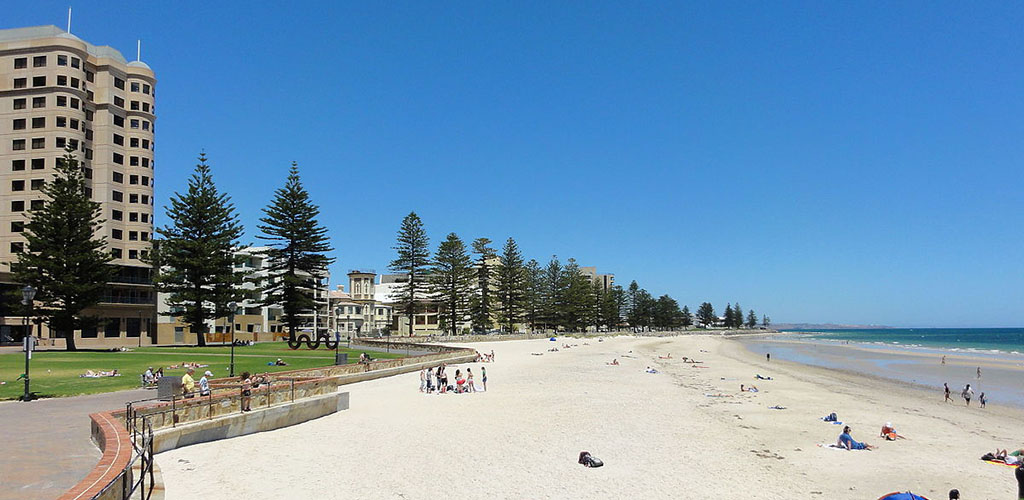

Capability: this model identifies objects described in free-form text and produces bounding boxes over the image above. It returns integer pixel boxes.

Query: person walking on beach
[962,383,974,406]
[944,383,953,403]
[941,355,946,365]
[979,392,987,408]
[419,368,427,393]
[1016,462,1024,500]
[766,353,770,362]
[977,366,981,379]
[481,366,487,391]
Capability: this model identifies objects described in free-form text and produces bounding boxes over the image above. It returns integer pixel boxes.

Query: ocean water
[785,328,1024,356]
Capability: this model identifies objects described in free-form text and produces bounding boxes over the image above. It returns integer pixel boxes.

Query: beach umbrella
[877,493,929,500]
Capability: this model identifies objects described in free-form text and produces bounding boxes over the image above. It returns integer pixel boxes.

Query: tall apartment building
[0,26,157,347]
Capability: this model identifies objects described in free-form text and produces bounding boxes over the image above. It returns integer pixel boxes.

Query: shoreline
[736,334,1024,408]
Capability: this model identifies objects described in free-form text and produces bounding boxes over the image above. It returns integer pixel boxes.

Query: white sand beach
[157,335,1024,499]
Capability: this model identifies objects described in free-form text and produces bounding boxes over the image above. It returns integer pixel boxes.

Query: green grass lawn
[0,342,405,400]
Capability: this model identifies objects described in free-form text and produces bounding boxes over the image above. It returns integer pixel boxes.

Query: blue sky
[6,2,1023,327]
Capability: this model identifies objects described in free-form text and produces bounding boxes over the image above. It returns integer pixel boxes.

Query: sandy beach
[157,335,1024,499]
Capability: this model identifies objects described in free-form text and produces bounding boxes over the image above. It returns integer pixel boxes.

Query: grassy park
[0,341,407,400]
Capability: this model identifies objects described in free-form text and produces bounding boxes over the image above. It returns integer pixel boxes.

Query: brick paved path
[0,388,151,500]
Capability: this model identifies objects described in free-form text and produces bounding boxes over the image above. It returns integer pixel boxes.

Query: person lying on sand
[607,359,619,365]
[548,348,559,352]
[755,374,772,380]
[880,422,906,440]
[740,384,758,392]
[645,366,658,374]
[531,353,544,356]
[838,426,875,450]
[658,353,672,359]
[993,449,1024,465]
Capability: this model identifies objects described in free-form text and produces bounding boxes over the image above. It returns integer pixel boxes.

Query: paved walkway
[0,388,152,500]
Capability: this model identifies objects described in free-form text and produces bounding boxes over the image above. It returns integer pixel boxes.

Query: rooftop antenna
[136,39,141,61]
[66,7,72,33]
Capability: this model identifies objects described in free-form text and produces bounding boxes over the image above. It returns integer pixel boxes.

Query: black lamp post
[228,301,237,377]
[21,285,36,402]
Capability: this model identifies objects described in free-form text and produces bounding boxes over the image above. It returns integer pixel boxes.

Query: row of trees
[387,212,771,336]
[10,150,334,349]
[389,212,627,336]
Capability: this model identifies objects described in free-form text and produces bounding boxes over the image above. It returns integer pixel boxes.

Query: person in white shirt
[962,384,974,406]
[199,370,212,396]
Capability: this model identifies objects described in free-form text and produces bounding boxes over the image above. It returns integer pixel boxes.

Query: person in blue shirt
[838,426,875,450]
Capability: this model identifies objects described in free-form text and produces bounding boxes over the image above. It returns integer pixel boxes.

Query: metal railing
[91,400,156,500]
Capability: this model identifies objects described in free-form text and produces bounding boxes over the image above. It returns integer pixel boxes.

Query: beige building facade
[0,26,157,347]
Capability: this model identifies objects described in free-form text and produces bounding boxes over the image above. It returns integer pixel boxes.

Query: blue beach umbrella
[877,493,929,500]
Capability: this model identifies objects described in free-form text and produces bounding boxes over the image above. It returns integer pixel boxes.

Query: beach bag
[578,451,604,468]
[980,453,996,461]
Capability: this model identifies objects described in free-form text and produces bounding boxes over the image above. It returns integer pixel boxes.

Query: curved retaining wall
[57,412,133,500]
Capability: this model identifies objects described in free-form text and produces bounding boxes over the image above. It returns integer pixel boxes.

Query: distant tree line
[389,212,770,335]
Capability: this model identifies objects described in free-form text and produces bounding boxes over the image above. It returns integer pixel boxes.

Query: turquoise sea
[785,328,1024,356]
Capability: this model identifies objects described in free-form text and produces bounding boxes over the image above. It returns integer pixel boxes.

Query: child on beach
[481,367,487,391]
[962,384,974,406]
[979,392,987,408]
[466,368,475,392]
[944,383,952,403]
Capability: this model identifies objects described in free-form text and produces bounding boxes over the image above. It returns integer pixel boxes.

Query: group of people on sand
[475,350,495,362]
[419,363,486,394]
[80,369,120,378]
[943,382,987,408]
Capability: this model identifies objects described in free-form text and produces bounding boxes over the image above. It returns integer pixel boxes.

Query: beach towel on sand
[983,459,1020,468]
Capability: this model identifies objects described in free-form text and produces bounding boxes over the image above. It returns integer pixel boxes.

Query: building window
[13,98,26,110]
[83,167,92,178]
[56,116,66,127]
[113,153,124,165]
[85,109,93,121]
[143,84,151,94]
[112,209,123,221]
[130,119,139,129]
[142,102,150,112]
[129,193,139,203]
[71,77,80,89]
[57,75,67,86]
[14,57,27,69]
[129,175,138,185]
[56,137,66,148]
[30,179,44,190]
[32,76,45,87]
[32,55,46,67]
[112,190,123,202]
[130,100,139,110]
[140,213,149,223]
[114,77,125,90]
[128,212,138,222]
[30,199,44,210]
[128,231,138,241]
[114,96,124,108]
[11,180,25,191]
[140,231,149,241]
[12,159,25,171]
[128,249,138,260]
[130,82,140,92]
[104,320,120,338]
[113,115,124,127]
[130,138,139,148]
[112,229,123,240]
[71,57,80,69]
[12,118,26,130]
[141,176,149,186]
[31,117,44,129]
[11,221,24,232]
[142,121,150,131]
[141,195,149,204]
[142,139,150,149]
[12,139,26,151]
[32,96,45,108]
[10,241,24,253]
[30,158,44,170]
[11,200,25,212]
[86,70,94,83]
[130,156,139,166]
[70,118,79,130]
[56,96,67,107]
[31,138,45,149]
[70,98,79,109]
[57,55,67,66]
[113,134,124,146]
[112,172,124,183]
[111,248,122,258]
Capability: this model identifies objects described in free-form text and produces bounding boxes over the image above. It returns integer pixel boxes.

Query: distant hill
[773,323,893,331]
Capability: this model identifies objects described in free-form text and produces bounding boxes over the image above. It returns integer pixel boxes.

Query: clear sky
[6,2,1023,327]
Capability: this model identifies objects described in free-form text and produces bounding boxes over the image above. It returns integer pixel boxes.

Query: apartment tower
[0,25,156,347]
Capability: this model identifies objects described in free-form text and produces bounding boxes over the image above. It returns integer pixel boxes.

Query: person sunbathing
[880,422,906,440]
[658,353,672,359]
[838,426,875,450]
[645,366,658,374]
[994,449,1024,465]
[755,374,773,380]
[606,359,619,365]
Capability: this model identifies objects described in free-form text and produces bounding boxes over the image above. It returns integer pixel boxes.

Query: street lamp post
[228,302,237,377]
[21,285,36,402]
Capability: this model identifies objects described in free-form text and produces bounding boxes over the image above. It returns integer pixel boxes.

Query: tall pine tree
[522,259,544,332]
[152,153,245,347]
[746,309,758,328]
[429,232,473,336]
[697,302,716,328]
[541,256,562,331]
[469,237,496,332]
[389,212,430,336]
[13,148,115,351]
[257,163,334,344]
[681,305,694,328]
[495,237,526,333]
